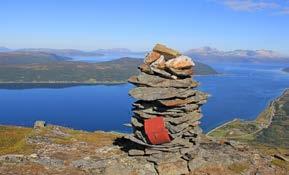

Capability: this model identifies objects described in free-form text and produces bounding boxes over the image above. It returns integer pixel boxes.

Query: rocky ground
[0,124,288,175]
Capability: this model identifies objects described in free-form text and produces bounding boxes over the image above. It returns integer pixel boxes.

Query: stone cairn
[126,44,208,164]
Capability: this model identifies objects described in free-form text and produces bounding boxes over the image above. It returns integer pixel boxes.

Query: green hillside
[0,52,218,83]
[208,89,289,148]
[0,51,70,64]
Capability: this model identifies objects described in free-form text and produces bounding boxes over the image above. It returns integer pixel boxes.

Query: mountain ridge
[185,46,289,63]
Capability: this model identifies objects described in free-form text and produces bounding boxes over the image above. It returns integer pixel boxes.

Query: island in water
[283,67,289,73]
[0,51,218,84]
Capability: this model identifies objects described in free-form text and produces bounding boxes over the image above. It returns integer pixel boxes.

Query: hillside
[0,51,70,64]
[208,89,289,171]
[18,48,104,57]
[0,54,218,83]
[208,89,289,146]
[0,58,140,83]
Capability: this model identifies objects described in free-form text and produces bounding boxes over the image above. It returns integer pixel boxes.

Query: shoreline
[208,88,289,138]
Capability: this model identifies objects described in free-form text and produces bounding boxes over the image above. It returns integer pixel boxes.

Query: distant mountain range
[185,47,289,63]
[0,47,10,52]
[17,48,104,57]
[0,47,144,57]
[94,48,132,54]
[3,46,287,63]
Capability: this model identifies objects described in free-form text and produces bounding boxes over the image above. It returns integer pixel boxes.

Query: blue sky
[1,0,289,54]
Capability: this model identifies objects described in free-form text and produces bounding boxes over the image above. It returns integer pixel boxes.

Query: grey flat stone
[129,87,196,101]
[129,73,196,88]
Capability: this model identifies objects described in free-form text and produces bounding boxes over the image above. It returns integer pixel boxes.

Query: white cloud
[221,0,279,12]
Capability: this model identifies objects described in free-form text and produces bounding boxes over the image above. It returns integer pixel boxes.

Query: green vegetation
[208,119,259,142]
[0,51,70,64]
[0,51,218,83]
[0,126,33,155]
[194,61,218,75]
[208,89,289,148]
[0,58,140,83]
[228,162,250,174]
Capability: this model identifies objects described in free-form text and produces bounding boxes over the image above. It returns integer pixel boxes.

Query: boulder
[151,55,166,69]
[138,64,153,74]
[165,55,195,69]
[153,44,181,59]
[144,51,161,64]
[34,121,46,129]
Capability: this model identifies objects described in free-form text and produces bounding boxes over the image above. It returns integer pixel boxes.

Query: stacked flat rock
[127,44,208,157]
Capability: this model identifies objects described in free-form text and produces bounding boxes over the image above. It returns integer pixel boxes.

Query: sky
[1,0,289,54]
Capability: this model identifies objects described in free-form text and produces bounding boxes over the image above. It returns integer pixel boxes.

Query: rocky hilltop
[0,123,287,175]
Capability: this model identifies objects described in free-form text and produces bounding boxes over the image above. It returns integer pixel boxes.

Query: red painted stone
[144,117,171,145]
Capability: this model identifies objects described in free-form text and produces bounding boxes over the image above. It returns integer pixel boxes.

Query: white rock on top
[165,55,195,69]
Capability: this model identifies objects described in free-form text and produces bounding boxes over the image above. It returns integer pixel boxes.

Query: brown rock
[151,55,166,69]
[129,87,196,101]
[167,67,193,77]
[138,64,153,74]
[150,66,174,79]
[158,92,208,107]
[134,107,185,117]
[128,73,196,88]
[153,44,181,59]
[128,149,145,156]
[144,51,161,64]
[165,55,194,69]
[165,112,202,125]
[133,110,156,119]
[158,98,194,107]
[145,149,163,155]
[156,158,189,175]
[131,117,143,128]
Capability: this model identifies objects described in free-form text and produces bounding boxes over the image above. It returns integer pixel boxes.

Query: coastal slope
[208,89,289,148]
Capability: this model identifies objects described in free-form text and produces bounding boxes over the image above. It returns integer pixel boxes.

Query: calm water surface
[0,63,288,132]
